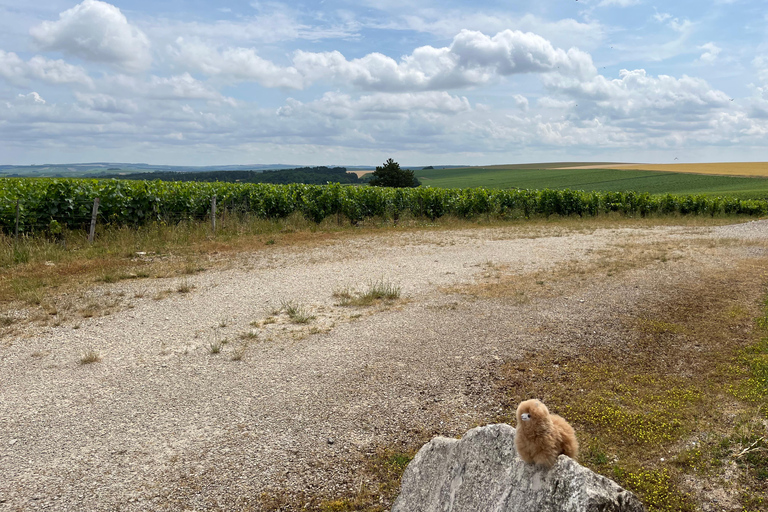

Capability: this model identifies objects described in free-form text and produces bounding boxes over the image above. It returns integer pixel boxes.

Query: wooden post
[211,196,217,235]
[88,197,100,244]
[14,199,20,240]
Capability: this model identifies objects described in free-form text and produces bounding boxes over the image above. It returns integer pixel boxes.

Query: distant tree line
[101,166,361,185]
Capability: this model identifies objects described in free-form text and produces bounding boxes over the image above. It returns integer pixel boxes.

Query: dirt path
[1,220,767,511]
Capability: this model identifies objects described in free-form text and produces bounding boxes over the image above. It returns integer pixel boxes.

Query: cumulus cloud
[169,29,595,92]
[0,50,93,87]
[698,43,721,64]
[30,0,151,73]
[292,29,596,92]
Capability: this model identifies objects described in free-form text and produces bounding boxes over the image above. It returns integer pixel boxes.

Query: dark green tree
[368,158,421,188]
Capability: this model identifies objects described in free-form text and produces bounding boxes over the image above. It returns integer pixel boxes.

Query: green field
[414,167,768,199]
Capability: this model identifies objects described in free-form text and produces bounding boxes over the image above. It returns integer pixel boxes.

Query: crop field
[414,166,768,199]
[562,162,768,177]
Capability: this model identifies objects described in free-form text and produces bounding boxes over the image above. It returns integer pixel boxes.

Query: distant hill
[100,167,361,185]
[0,162,470,178]
[0,162,302,178]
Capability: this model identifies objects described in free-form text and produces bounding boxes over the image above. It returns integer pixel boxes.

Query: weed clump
[280,300,315,324]
[79,349,101,365]
[334,280,401,307]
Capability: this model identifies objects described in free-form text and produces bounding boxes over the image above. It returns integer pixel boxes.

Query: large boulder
[392,423,645,512]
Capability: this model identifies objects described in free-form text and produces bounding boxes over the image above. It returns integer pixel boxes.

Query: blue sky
[0,0,767,166]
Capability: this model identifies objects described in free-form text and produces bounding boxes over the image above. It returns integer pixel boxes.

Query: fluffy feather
[514,399,578,468]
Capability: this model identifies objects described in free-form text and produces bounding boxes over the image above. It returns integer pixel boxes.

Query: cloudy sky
[1,0,767,166]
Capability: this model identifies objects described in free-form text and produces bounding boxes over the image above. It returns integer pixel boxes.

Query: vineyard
[1,178,767,235]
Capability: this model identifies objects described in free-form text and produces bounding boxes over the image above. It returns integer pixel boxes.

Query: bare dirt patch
[1,220,767,511]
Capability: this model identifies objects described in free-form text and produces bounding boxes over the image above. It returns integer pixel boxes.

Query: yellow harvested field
[556,162,768,177]
[347,170,374,177]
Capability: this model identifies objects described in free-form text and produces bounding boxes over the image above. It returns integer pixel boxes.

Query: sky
[0,0,767,167]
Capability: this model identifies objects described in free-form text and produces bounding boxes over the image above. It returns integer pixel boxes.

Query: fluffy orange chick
[515,399,579,468]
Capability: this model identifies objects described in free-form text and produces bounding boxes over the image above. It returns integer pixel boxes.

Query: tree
[368,158,421,188]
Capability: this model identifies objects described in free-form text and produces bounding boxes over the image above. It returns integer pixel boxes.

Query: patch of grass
[79,349,101,365]
[239,330,259,340]
[334,280,401,307]
[281,300,315,324]
[176,279,194,294]
[208,339,223,354]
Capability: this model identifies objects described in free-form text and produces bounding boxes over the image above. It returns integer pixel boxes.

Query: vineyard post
[211,196,217,235]
[14,199,19,240]
[88,197,100,244]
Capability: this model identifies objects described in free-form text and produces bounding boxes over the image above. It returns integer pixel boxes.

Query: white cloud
[14,91,46,105]
[544,69,731,124]
[0,50,93,87]
[697,43,721,64]
[513,94,529,111]
[292,29,596,92]
[168,38,307,89]
[651,10,691,32]
[168,29,596,93]
[30,0,151,73]
[0,50,25,83]
[668,18,692,32]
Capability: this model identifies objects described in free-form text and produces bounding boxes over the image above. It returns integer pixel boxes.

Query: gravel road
[1,220,767,511]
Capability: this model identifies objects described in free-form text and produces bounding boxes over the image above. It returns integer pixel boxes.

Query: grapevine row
[0,178,766,234]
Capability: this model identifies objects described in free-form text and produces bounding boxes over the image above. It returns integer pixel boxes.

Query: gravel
[1,220,767,510]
